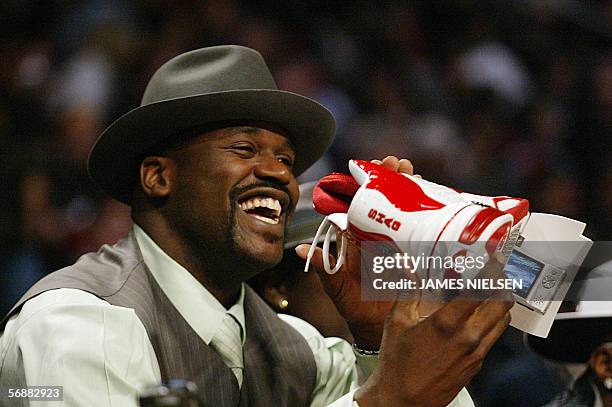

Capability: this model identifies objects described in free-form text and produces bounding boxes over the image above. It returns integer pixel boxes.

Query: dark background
[1,1,610,405]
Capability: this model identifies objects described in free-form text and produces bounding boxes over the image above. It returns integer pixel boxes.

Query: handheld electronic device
[504,248,566,314]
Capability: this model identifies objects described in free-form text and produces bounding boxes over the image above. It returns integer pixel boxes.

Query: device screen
[504,250,545,298]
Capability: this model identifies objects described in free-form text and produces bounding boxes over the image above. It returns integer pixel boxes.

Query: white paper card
[508,213,592,337]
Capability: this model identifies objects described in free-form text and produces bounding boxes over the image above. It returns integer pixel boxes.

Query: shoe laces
[304,215,348,275]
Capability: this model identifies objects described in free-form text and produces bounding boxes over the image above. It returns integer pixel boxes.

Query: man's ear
[139,156,176,199]
[589,346,612,382]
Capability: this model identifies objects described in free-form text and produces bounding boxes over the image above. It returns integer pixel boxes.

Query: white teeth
[238,195,282,219]
[252,214,279,224]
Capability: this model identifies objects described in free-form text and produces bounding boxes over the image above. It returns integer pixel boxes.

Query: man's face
[163,125,299,274]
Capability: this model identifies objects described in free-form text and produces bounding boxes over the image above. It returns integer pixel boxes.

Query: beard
[166,180,291,283]
[227,182,290,271]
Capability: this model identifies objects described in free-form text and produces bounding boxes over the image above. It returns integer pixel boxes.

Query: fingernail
[295,244,310,257]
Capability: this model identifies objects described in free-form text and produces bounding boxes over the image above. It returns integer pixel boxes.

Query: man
[0,45,512,406]
[527,261,612,407]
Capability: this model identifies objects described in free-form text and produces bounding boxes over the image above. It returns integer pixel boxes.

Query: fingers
[469,287,514,329]
[381,156,399,172]
[383,262,424,330]
[455,256,506,302]
[475,255,507,280]
[380,155,399,169]
[295,243,336,270]
[387,293,421,329]
[469,309,511,361]
[459,277,513,343]
[398,159,414,175]
[371,156,415,175]
[471,295,513,330]
[431,256,513,351]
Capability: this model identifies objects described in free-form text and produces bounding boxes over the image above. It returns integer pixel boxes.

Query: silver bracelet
[352,342,380,356]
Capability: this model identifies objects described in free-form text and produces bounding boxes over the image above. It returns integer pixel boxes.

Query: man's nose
[253,156,293,185]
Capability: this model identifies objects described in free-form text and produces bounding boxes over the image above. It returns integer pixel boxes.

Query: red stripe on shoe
[352,160,445,212]
[459,207,507,245]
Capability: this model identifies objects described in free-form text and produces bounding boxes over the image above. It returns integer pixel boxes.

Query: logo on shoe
[367,208,401,231]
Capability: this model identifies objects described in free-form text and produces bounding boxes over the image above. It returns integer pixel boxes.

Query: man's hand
[355,258,513,407]
[295,155,515,405]
[295,156,416,348]
[296,235,393,348]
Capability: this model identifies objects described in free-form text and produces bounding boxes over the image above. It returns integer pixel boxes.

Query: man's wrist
[352,342,380,356]
[354,351,379,384]
[348,322,384,350]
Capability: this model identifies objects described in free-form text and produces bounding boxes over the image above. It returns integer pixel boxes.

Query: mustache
[229,180,293,208]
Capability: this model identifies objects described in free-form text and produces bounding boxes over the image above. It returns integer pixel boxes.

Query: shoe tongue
[313,173,360,215]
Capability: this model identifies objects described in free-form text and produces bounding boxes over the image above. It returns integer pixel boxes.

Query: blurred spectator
[50,48,114,116]
[468,328,565,407]
[527,261,612,407]
[336,67,414,166]
[275,54,356,180]
[1,1,610,404]
[535,174,585,221]
[456,41,532,109]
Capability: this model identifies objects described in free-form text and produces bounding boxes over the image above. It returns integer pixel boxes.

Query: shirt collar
[133,224,246,345]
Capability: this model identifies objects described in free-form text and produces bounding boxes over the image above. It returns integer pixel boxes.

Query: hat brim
[88,89,335,204]
[526,316,612,363]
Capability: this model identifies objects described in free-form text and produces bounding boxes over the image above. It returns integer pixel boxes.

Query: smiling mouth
[238,196,282,225]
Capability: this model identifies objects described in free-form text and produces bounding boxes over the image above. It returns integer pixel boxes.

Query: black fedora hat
[88,45,336,204]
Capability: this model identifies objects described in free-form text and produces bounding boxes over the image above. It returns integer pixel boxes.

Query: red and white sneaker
[305,160,529,280]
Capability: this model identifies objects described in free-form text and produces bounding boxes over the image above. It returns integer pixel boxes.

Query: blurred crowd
[0,1,610,405]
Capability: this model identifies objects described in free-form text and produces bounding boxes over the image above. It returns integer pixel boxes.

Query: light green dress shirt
[0,225,474,406]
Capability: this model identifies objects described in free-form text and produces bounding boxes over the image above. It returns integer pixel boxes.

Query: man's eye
[277,156,294,167]
[231,144,256,155]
